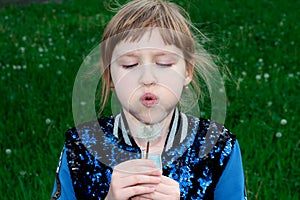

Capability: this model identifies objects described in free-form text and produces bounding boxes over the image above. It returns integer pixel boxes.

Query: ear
[110,81,115,90]
[109,74,115,90]
[184,63,194,86]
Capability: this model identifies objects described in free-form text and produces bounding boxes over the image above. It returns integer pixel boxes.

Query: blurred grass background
[0,0,299,199]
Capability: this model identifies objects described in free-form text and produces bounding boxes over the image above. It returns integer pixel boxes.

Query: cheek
[157,68,186,91]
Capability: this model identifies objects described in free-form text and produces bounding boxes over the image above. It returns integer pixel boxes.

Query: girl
[51,0,246,199]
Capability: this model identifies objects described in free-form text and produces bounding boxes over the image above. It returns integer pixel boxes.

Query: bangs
[101,0,195,62]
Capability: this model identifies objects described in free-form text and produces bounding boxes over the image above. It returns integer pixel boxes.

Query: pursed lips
[140,92,158,107]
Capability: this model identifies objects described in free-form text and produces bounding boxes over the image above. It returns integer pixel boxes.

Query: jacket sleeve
[51,146,77,200]
[214,141,247,200]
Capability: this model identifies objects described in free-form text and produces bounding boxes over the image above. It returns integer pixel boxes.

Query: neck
[122,108,175,153]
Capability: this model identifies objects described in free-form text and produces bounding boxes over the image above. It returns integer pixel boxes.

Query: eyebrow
[117,51,177,58]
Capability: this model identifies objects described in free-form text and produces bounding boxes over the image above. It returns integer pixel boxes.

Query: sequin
[64,115,238,199]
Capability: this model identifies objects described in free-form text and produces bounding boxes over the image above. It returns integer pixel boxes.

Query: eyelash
[122,63,173,68]
[157,63,173,67]
[122,63,138,68]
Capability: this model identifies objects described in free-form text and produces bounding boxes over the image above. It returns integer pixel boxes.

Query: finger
[115,159,160,175]
[117,168,162,178]
[115,159,157,169]
[123,185,156,198]
[116,174,161,188]
[130,196,153,200]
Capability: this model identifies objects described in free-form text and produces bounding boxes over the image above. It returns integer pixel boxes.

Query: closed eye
[156,63,173,67]
[122,63,138,68]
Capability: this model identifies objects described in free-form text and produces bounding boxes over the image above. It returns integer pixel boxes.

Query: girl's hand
[133,175,180,200]
[105,159,162,200]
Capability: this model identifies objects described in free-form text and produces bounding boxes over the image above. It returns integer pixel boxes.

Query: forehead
[112,29,184,59]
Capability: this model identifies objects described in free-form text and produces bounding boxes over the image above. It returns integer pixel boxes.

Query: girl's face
[110,29,192,125]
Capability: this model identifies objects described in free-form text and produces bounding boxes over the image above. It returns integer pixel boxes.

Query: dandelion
[275,132,282,138]
[57,70,62,75]
[38,64,44,69]
[242,71,247,76]
[5,149,12,155]
[19,170,26,176]
[20,47,25,53]
[38,47,44,53]
[45,118,51,125]
[288,73,294,78]
[267,101,272,107]
[258,58,263,63]
[22,36,27,41]
[280,119,287,125]
[279,21,284,26]
[4,16,8,20]
[263,73,270,79]
[255,74,261,80]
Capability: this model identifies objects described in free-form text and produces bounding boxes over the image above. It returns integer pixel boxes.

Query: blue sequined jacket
[51,114,246,200]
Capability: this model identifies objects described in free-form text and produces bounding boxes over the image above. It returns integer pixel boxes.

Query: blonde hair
[99,0,223,115]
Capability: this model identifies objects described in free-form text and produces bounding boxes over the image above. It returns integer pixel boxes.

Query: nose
[139,64,157,86]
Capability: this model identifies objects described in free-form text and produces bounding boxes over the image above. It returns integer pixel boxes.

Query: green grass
[0,0,299,199]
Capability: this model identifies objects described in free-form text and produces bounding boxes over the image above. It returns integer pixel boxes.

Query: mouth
[140,92,158,107]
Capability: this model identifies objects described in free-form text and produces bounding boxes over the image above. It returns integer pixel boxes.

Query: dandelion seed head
[279,21,284,26]
[264,73,270,79]
[20,47,25,53]
[45,118,51,125]
[38,64,44,69]
[280,119,287,125]
[19,171,26,176]
[255,74,261,80]
[275,132,282,138]
[267,101,272,107]
[5,149,12,155]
